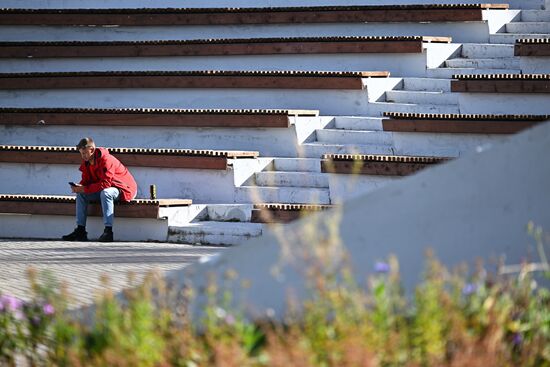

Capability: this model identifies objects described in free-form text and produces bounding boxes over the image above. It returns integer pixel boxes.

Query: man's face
[79,146,95,161]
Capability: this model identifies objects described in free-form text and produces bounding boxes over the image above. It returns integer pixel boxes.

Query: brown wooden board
[382,118,542,134]
[0,150,229,170]
[451,80,550,93]
[515,43,550,57]
[0,111,291,128]
[0,200,160,218]
[321,159,441,176]
[0,75,366,90]
[251,209,303,223]
[0,6,507,26]
[0,40,427,58]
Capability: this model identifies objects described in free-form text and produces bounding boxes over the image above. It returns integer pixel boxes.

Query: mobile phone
[69,182,77,187]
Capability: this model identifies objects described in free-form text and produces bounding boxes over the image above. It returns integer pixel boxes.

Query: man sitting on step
[62,137,138,242]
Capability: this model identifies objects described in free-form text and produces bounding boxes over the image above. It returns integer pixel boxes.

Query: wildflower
[215,307,227,319]
[462,283,478,296]
[512,332,523,346]
[0,295,23,312]
[43,303,55,316]
[225,314,236,326]
[374,261,390,273]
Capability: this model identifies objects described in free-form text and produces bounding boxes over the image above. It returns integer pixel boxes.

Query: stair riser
[168,232,261,246]
[461,44,515,59]
[402,78,451,92]
[521,10,550,22]
[506,22,550,33]
[316,130,393,145]
[272,158,321,173]
[490,33,550,44]
[369,102,460,116]
[333,117,384,130]
[235,187,330,204]
[255,172,328,188]
[385,90,458,105]
[301,143,393,158]
[445,58,519,69]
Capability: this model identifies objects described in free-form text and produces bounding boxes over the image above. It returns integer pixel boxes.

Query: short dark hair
[76,137,95,150]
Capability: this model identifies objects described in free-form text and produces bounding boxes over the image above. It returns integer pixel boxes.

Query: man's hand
[71,184,85,193]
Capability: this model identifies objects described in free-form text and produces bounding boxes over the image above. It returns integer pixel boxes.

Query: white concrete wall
[0,22,492,44]
[520,57,550,74]
[0,52,429,77]
[0,0,542,9]
[458,93,550,115]
[0,162,252,203]
[174,120,550,320]
[0,214,169,241]
[0,88,376,116]
[0,116,332,158]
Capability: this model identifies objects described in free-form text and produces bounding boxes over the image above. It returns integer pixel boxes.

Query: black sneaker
[62,228,88,241]
[98,230,114,243]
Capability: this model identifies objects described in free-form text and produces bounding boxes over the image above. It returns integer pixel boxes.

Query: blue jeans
[76,188,120,227]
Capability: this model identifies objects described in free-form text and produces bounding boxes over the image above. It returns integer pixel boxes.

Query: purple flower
[225,314,236,326]
[512,333,523,346]
[43,304,55,316]
[374,262,390,274]
[0,295,23,312]
[462,283,478,296]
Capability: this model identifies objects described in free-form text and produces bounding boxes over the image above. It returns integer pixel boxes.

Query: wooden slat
[0,147,259,170]
[0,108,319,128]
[0,5,508,26]
[451,79,550,93]
[251,203,333,223]
[515,43,550,57]
[321,154,448,176]
[382,118,543,134]
[0,70,385,90]
[0,36,452,58]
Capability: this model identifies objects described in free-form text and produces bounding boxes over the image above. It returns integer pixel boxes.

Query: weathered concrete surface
[0,239,222,308]
[174,120,550,320]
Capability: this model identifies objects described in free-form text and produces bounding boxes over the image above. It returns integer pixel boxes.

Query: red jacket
[79,147,138,202]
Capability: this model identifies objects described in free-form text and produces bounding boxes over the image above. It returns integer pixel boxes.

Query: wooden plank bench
[451,74,550,93]
[0,108,318,128]
[0,70,389,90]
[0,145,258,170]
[515,39,550,57]
[251,203,333,223]
[0,4,509,26]
[0,36,452,59]
[321,154,450,176]
[382,112,548,134]
[0,194,191,218]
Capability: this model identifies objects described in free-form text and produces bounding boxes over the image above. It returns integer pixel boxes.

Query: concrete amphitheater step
[506,22,550,34]
[167,221,264,246]
[235,186,331,204]
[385,90,459,105]
[445,57,520,69]
[254,171,329,188]
[460,43,515,58]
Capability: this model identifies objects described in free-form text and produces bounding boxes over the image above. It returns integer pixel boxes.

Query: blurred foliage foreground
[1,223,549,367]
